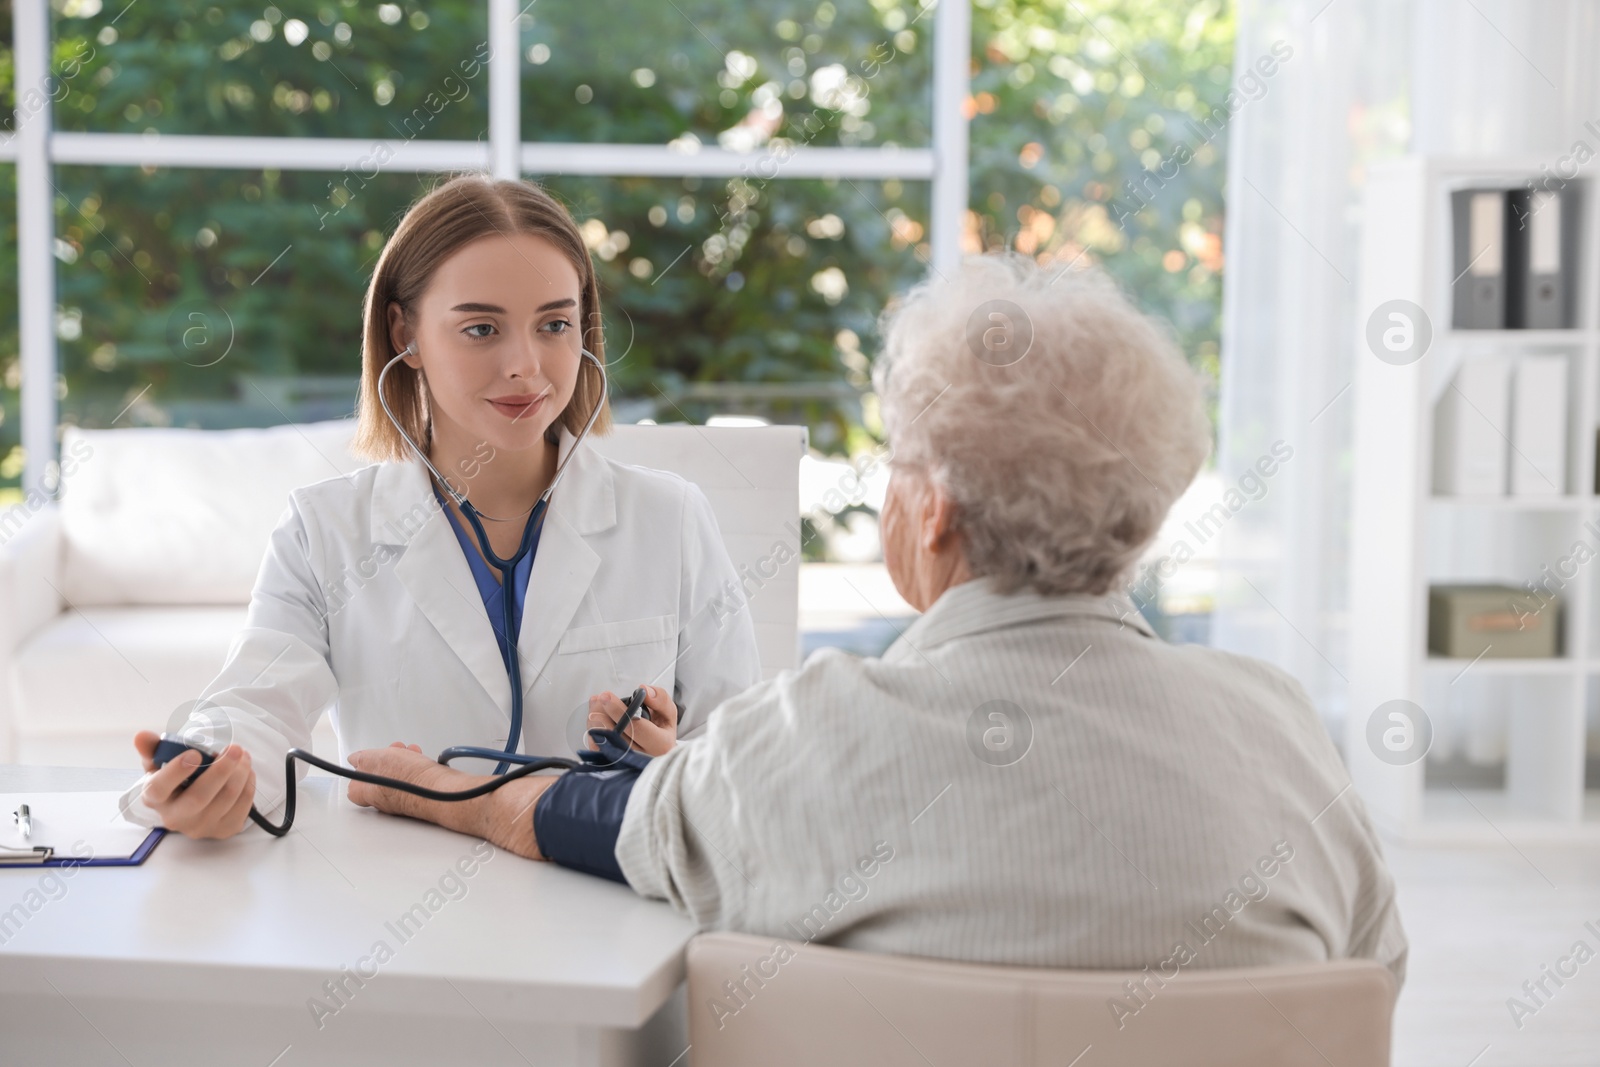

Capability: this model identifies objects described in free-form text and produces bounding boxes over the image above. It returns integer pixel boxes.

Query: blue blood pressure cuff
[533,729,653,884]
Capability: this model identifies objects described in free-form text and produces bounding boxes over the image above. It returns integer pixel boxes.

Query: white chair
[0,420,804,766]
[588,424,806,685]
[686,931,1396,1067]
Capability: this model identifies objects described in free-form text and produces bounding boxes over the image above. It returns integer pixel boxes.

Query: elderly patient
[349,254,1407,984]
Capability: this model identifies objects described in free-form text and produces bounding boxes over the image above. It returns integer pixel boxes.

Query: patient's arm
[346,742,550,860]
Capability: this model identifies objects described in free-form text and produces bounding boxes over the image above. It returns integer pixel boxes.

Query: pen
[14,804,31,841]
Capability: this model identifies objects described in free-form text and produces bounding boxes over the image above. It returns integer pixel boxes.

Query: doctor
[119,175,763,837]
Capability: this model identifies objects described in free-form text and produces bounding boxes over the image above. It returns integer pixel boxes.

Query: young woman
[119,175,763,839]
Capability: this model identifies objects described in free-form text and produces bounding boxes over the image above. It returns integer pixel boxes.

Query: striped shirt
[615,577,1407,983]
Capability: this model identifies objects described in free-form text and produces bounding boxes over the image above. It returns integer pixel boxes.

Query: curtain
[1213,0,1600,739]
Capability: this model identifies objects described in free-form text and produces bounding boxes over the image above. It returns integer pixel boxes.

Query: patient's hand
[585,685,678,757]
[345,743,461,817]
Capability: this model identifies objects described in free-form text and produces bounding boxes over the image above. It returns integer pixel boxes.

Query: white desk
[0,766,695,1067]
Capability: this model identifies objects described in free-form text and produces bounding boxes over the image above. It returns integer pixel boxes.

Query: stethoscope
[376,340,609,775]
[150,337,646,836]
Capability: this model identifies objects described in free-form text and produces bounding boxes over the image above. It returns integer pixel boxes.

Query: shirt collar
[888,575,1157,656]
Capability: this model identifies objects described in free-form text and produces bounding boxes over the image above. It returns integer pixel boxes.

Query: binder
[0,792,167,868]
[1508,354,1568,496]
[1433,355,1510,496]
[1506,188,1572,329]
[1452,189,1507,329]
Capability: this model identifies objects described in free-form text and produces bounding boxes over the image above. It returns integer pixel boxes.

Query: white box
[1509,354,1568,496]
[1433,355,1510,496]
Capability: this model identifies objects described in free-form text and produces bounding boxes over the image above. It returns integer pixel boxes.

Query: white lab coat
[119,425,763,829]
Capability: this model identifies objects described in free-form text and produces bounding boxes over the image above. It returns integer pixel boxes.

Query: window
[967,1,1232,409]
[518,2,932,148]
[51,3,490,140]
[4,0,962,496]
[53,165,438,431]
[8,3,1232,523]
[538,173,931,452]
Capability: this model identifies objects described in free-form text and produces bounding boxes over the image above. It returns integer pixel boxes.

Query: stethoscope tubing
[151,339,636,841]
[451,494,547,774]
[246,746,581,837]
[375,341,610,773]
[155,687,652,839]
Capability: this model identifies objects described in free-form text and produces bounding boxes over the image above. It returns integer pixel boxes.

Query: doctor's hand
[586,685,678,757]
[133,730,257,840]
[346,742,554,861]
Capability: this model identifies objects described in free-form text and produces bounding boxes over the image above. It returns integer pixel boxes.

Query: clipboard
[0,792,168,868]
[0,830,165,867]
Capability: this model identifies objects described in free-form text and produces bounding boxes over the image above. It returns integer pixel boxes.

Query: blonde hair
[873,254,1210,596]
[352,174,612,462]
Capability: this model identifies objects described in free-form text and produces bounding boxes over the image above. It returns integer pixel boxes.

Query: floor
[1387,838,1600,1066]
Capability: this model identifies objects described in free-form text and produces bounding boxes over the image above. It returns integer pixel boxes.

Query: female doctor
[119,175,763,839]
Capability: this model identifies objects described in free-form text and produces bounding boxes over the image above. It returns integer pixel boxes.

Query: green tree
[967,0,1232,427]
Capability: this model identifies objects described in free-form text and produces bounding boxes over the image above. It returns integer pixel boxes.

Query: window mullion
[931,0,971,274]
[489,0,520,179]
[15,0,55,496]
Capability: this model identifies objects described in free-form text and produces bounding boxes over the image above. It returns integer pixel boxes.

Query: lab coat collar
[367,424,617,546]
[884,576,1156,662]
[366,424,616,723]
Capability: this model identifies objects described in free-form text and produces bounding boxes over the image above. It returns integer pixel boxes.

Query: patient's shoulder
[1175,641,1312,696]
[1162,640,1324,731]
[786,645,904,720]
[692,647,881,766]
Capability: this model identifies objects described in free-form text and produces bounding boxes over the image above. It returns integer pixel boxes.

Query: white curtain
[1213,0,1600,738]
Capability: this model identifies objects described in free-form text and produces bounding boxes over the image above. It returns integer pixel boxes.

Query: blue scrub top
[433,486,541,674]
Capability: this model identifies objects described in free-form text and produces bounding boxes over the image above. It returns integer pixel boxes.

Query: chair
[588,424,807,685]
[686,931,1396,1067]
[0,420,805,765]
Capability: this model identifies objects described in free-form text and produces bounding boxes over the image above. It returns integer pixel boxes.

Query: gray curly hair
[872,254,1210,597]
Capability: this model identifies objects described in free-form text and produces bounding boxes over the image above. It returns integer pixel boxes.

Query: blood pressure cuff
[533,732,652,884]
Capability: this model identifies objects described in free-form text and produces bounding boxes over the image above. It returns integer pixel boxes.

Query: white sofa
[0,420,803,768]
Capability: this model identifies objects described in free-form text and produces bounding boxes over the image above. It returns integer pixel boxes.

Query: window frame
[1,0,968,492]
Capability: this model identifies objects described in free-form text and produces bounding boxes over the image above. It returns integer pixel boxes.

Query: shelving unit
[1349,156,1600,842]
